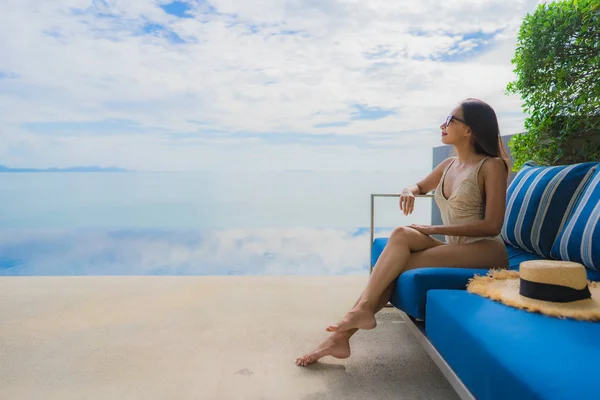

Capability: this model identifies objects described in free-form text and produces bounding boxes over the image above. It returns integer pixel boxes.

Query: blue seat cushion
[501,161,598,258]
[391,267,487,319]
[426,290,600,400]
[551,166,600,272]
[371,238,389,268]
[506,243,545,268]
[379,241,539,318]
[377,240,600,320]
[388,245,530,320]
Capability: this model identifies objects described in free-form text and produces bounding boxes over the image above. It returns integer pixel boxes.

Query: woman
[296,98,511,367]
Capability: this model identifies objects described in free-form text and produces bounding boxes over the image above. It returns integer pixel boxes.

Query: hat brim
[467,270,600,321]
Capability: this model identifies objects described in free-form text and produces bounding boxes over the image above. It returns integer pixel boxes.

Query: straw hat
[467,260,600,321]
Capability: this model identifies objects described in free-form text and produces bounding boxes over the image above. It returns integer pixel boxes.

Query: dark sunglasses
[445,115,467,126]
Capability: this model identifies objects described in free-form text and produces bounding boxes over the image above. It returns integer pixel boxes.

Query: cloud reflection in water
[0,228,394,276]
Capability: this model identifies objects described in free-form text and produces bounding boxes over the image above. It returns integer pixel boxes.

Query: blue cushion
[373,237,484,319]
[501,161,598,258]
[391,268,486,319]
[505,245,600,278]
[587,269,600,282]
[507,244,600,281]
[426,290,600,400]
[506,243,545,269]
[551,167,600,272]
[391,246,545,319]
[372,238,388,268]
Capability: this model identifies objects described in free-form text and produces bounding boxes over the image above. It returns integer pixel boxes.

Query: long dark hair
[460,98,510,172]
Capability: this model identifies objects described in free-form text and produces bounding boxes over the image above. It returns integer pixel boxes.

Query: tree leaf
[508,0,599,167]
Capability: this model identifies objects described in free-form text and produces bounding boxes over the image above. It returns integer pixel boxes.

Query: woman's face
[440,106,470,145]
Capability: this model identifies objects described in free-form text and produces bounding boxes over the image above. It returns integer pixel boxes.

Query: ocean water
[0,171,433,276]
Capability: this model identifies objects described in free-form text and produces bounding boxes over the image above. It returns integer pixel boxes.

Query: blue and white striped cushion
[551,167,600,271]
[501,161,598,258]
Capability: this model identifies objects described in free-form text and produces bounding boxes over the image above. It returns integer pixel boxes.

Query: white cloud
[0,0,539,171]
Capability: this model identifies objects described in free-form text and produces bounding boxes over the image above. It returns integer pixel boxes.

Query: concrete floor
[0,276,458,400]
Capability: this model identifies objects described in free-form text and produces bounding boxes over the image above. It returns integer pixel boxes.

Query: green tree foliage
[506,0,600,171]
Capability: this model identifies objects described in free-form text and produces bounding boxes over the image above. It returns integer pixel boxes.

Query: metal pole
[369,193,435,306]
[369,193,434,306]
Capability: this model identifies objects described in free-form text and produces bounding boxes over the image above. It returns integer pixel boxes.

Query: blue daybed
[371,160,600,400]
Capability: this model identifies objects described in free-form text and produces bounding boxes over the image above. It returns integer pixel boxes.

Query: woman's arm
[431,157,508,237]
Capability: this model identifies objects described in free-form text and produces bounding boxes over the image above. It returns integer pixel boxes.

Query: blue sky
[160,1,195,18]
[0,0,543,171]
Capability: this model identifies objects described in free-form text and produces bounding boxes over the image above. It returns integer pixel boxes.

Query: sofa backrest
[501,161,598,259]
[551,166,600,271]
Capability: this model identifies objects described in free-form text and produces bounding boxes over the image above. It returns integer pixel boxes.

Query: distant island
[0,165,128,173]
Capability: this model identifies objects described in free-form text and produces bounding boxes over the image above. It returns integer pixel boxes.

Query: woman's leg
[295,239,507,366]
[295,281,396,366]
[326,227,444,332]
[327,237,508,333]
[295,227,443,367]
[404,239,508,272]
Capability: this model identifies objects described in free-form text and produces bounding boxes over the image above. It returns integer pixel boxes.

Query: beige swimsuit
[434,156,505,246]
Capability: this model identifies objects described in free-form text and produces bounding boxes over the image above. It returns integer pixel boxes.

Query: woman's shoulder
[480,157,508,179]
[441,156,457,167]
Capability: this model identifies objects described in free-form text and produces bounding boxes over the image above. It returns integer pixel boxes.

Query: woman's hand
[399,188,415,216]
[408,224,437,236]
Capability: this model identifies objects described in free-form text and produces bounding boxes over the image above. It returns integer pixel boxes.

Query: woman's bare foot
[325,306,376,333]
[295,333,351,367]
